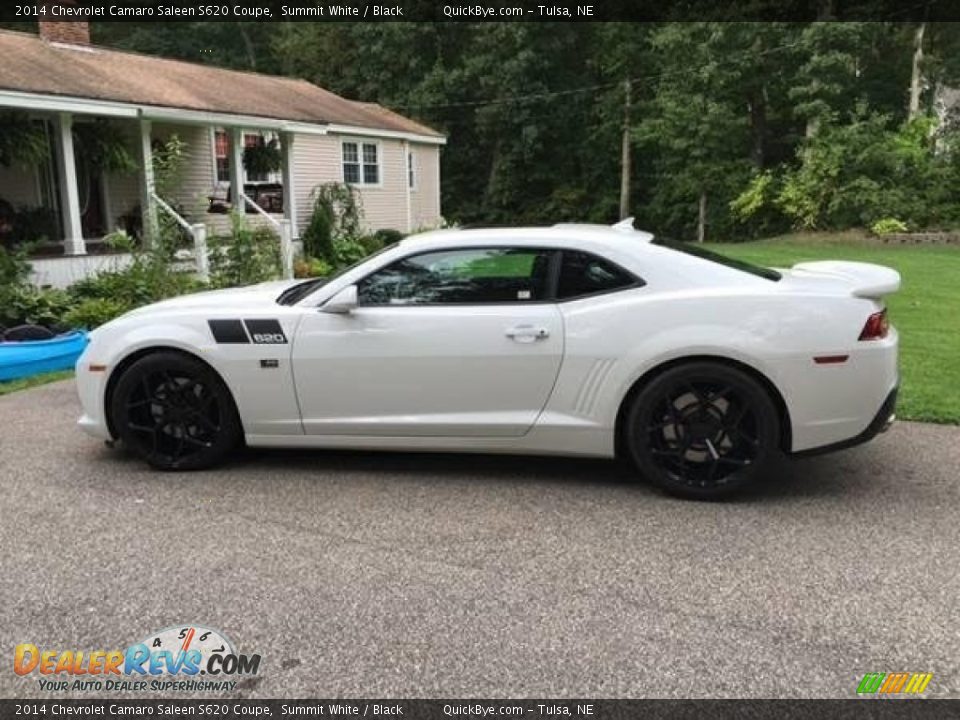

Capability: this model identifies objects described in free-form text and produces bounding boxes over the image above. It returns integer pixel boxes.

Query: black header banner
[3,0,957,23]
[3,699,960,719]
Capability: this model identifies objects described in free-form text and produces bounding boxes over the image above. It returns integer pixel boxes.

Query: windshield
[652,239,781,281]
[276,242,400,305]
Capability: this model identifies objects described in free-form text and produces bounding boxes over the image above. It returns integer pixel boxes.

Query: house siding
[409,143,441,231]
[151,123,217,221]
[290,132,340,235]
[291,132,441,236]
[98,122,214,234]
[104,166,140,230]
[352,136,407,233]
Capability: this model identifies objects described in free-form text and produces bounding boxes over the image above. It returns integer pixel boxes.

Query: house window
[214,130,230,183]
[407,150,416,189]
[213,130,279,183]
[342,141,380,186]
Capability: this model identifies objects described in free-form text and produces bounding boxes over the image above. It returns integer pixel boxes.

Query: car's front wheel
[625,361,780,500]
[110,351,241,470]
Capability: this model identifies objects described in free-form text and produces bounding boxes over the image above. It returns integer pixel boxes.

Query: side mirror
[321,284,358,314]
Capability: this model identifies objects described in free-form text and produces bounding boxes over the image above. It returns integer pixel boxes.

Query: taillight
[859,309,889,341]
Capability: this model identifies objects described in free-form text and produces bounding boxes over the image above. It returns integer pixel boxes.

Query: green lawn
[709,233,960,424]
[0,370,74,397]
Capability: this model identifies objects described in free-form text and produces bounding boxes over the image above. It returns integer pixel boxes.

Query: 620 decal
[208,319,288,344]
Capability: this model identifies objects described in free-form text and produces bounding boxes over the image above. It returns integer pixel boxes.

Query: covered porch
[0,97,301,287]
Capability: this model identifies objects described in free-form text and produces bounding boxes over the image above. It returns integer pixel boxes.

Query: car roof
[398,222,656,254]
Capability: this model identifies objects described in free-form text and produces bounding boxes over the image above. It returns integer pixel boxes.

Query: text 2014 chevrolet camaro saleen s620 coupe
[76,222,900,499]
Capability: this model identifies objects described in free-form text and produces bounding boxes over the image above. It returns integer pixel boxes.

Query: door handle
[505,325,550,343]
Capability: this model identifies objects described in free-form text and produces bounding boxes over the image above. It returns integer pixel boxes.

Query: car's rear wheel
[625,362,779,500]
[110,352,241,470]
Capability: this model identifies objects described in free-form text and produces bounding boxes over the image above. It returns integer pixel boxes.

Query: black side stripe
[208,319,249,344]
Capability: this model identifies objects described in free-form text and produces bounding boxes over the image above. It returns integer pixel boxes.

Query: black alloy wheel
[110,352,241,470]
[626,362,779,499]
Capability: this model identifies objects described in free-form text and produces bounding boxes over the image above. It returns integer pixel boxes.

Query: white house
[0,21,445,287]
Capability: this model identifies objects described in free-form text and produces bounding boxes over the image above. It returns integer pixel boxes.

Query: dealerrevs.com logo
[14,624,261,692]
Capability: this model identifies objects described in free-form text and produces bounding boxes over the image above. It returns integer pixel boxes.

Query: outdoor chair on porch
[207,183,284,215]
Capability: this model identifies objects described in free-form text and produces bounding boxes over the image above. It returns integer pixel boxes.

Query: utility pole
[619,78,632,220]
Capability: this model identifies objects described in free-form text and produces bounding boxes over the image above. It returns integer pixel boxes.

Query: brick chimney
[38,1,90,46]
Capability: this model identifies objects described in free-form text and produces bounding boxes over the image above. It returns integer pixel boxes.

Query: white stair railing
[239,192,294,280]
[150,192,209,282]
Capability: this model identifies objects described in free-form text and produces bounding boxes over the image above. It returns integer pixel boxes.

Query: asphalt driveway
[1,380,958,699]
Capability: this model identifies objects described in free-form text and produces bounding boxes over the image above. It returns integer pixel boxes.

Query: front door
[291,247,563,437]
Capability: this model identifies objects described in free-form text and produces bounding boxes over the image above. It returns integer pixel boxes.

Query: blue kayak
[0,331,89,382]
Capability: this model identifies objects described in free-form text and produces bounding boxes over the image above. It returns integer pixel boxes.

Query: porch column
[137,118,158,245]
[280,131,298,237]
[53,113,85,255]
[229,127,244,214]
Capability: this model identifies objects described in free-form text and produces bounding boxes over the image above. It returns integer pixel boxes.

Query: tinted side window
[556,251,637,300]
[358,248,554,305]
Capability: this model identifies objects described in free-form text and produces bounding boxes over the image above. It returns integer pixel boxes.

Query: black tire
[625,362,780,500]
[110,351,242,470]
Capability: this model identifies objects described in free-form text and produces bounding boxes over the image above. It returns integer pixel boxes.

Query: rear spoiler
[791,261,901,299]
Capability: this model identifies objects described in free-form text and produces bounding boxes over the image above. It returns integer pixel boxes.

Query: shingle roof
[0,29,443,138]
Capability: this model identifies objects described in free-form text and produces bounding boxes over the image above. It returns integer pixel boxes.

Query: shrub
[301,183,363,265]
[66,230,201,319]
[208,214,281,289]
[294,256,333,278]
[371,228,405,247]
[0,243,30,287]
[871,217,909,236]
[63,297,129,330]
[0,285,72,329]
[728,111,960,234]
[332,238,368,266]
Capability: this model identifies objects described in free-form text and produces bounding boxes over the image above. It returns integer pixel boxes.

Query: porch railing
[150,192,209,282]
[240,191,294,280]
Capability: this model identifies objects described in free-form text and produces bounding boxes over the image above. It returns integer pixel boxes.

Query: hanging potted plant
[242,136,282,176]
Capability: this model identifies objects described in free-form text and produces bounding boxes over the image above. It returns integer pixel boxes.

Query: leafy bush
[332,238,368,266]
[63,298,130,330]
[65,231,201,327]
[0,285,72,329]
[0,244,30,287]
[871,217,909,236]
[728,172,792,240]
[294,256,333,278]
[301,183,363,265]
[208,215,281,289]
[371,228,405,247]
[734,111,960,233]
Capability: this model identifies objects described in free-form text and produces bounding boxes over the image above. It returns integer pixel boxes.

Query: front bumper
[75,352,113,441]
[792,385,898,458]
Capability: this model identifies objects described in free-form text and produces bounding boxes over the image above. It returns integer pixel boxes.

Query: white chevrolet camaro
[76,222,900,499]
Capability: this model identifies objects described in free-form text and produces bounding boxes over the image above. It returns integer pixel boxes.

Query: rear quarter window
[556,250,640,300]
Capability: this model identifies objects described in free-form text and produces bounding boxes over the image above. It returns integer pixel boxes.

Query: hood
[124,279,302,317]
[776,261,901,300]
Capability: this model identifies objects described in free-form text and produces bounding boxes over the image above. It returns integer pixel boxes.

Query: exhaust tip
[881,413,896,433]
